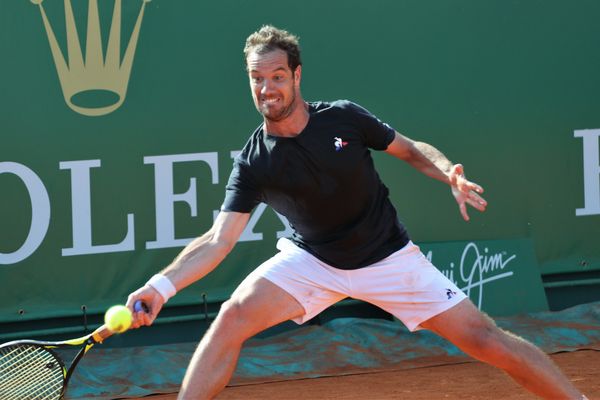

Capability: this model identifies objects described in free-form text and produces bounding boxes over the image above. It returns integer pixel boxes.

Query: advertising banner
[1,1,598,328]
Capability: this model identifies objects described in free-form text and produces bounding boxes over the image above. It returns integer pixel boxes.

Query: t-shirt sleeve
[345,101,396,150]
[221,160,262,213]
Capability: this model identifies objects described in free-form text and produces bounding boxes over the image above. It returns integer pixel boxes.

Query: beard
[258,86,298,122]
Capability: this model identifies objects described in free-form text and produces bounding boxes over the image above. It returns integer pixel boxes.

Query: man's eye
[252,77,263,83]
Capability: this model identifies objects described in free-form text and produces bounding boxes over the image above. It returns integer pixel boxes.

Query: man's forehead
[246,49,290,72]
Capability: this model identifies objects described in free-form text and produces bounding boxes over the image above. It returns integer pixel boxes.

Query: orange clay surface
[139,349,599,399]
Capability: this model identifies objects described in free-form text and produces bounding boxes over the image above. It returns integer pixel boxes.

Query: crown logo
[31,0,151,116]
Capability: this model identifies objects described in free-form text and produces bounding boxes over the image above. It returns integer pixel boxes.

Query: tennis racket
[0,301,147,400]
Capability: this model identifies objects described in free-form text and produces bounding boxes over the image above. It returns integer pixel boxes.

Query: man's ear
[294,65,302,86]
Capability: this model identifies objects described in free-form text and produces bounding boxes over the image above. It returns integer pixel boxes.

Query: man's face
[247,49,301,122]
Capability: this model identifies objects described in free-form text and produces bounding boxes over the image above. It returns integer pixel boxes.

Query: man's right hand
[126,285,166,328]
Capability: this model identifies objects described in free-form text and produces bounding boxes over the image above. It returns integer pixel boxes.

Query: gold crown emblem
[32,0,151,116]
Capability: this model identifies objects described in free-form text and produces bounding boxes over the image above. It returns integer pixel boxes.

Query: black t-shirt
[222,100,410,269]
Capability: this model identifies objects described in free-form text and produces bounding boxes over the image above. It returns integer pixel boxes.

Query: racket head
[0,341,67,400]
[0,301,146,399]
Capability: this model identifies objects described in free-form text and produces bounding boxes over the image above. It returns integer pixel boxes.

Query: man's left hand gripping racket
[0,301,147,400]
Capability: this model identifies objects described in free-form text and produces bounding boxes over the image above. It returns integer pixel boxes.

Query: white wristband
[147,274,177,303]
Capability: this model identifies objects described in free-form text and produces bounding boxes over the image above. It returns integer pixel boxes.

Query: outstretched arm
[126,211,250,326]
[384,131,487,221]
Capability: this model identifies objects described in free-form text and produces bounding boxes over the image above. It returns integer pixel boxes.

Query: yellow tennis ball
[104,305,132,333]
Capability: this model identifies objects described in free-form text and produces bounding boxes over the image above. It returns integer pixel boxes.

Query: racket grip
[134,300,149,313]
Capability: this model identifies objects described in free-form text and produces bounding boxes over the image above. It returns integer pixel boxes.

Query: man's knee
[426,302,522,366]
[462,317,528,368]
[207,298,254,342]
[205,277,304,346]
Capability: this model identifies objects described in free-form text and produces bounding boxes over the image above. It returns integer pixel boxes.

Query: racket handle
[134,300,149,313]
[92,324,115,343]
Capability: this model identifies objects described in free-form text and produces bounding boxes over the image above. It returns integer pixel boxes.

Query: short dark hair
[244,25,302,72]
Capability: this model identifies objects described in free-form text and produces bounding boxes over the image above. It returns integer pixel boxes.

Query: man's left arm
[384,131,488,221]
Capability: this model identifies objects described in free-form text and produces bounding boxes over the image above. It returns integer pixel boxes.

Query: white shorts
[242,238,467,332]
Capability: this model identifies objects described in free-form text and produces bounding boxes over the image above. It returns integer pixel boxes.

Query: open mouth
[261,97,280,106]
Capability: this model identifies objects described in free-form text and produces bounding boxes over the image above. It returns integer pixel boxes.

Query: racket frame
[0,326,110,399]
[1,301,145,399]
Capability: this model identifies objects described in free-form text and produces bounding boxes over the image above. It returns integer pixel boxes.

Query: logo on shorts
[334,137,348,151]
[446,288,457,299]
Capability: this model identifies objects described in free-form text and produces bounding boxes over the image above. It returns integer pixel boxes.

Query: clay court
[141,350,599,399]
[59,301,599,400]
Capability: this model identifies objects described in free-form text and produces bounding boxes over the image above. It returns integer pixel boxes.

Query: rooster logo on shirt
[334,137,348,151]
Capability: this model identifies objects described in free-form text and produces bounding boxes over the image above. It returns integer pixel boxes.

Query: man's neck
[264,100,310,137]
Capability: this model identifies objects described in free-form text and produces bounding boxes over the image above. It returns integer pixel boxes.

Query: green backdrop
[1,0,599,329]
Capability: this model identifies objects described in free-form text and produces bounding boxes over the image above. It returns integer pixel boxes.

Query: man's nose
[260,79,273,94]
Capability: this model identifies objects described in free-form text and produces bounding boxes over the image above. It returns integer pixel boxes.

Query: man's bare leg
[177,277,304,400]
[421,299,586,399]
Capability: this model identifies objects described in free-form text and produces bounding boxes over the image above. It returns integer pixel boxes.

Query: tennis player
[127,25,587,400]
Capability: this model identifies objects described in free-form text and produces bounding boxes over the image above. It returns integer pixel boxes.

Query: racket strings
[0,344,64,400]
[1,348,63,399]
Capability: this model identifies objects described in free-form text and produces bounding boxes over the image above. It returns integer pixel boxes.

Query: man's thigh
[419,298,499,348]
[240,238,348,325]
[223,276,306,338]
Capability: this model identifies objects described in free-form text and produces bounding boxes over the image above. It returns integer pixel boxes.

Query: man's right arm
[126,211,250,327]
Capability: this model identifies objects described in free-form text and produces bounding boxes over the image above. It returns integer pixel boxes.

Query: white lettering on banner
[60,160,135,256]
[234,203,294,242]
[227,150,293,242]
[426,242,516,309]
[574,129,600,216]
[275,211,293,239]
[145,153,219,249]
[0,162,50,264]
[2,151,297,265]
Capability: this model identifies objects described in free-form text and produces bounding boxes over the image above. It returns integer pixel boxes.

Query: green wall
[1,1,599,328]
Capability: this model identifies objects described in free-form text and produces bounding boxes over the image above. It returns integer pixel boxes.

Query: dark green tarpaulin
[66,301,600,399]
